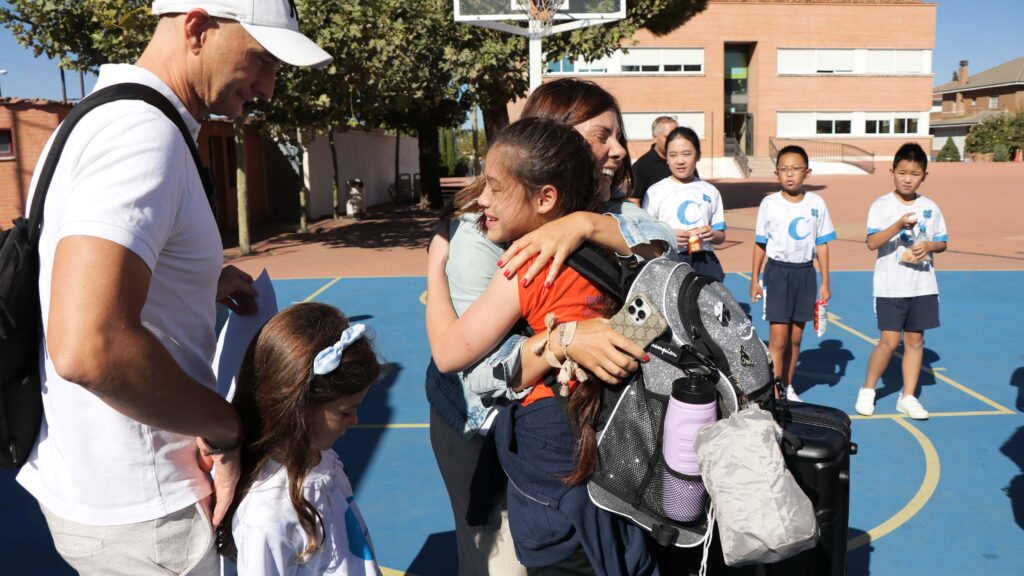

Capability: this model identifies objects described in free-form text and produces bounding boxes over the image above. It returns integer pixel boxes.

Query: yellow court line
[301,277,343,302]
[382,568,420,576]
[735,271,1013,414]
[419,290,427,305]
[851,410,1015,420]
[847,417,940,551]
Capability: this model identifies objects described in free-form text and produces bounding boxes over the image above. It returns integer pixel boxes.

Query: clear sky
[1,1,1023,101]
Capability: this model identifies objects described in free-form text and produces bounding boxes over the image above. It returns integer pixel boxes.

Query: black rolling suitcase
[758,400,855,576]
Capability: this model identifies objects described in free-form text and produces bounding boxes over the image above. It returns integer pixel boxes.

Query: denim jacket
[425,205,676,438]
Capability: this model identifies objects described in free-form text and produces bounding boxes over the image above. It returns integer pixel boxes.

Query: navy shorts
[678,251,725,282]
[875,295,940,332]
[763,259,816,323]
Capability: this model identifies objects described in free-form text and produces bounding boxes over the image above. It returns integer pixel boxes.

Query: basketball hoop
[516,0,562,35]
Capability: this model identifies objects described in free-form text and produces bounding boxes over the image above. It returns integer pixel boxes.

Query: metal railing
[725,137,751,178]
[768,137,876,173]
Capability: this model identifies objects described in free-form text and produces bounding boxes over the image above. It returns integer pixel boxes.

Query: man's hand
[217,266,256,315]
[197,437,242,527]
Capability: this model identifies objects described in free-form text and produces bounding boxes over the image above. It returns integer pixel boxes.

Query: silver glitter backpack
[565,254,775,549]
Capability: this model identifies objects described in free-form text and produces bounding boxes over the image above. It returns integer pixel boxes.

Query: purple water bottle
[661,371,717,523]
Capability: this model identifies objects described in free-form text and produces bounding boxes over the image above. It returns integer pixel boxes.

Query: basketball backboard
[453,0,626,22]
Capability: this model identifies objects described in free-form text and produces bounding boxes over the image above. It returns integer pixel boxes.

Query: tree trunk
[481,100,510,145]
[328,130,340,219]
[416,117,442,210]
[471,103,481,176]
[394,130,401,203]
[232,118,251,256]
[296,128,309,233]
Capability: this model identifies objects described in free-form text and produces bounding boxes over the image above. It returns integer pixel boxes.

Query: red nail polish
[522,278,530,287]
[496,260,504,267]
[544,281,553,289]
[504,269,511,278]
[642,354,650,362]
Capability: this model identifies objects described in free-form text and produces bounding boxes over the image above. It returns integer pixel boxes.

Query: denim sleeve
[459,332,529,399]
[605,200,677,257]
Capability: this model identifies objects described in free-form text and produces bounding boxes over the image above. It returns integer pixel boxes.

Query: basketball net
[516,0,562,36]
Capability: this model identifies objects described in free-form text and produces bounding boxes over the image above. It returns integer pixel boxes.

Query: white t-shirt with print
[867,192,948,298]
[754,191,836,263]
[17,64,223,525]
[230,451,381,576]
[643,178,726,252]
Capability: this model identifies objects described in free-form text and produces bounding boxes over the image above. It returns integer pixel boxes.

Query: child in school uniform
[855,142,947,420]
[750,145,835,401]
[219,302,383,576]
[642,126,728,280]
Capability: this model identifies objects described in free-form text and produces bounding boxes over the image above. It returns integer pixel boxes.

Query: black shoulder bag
[0,82,212,469]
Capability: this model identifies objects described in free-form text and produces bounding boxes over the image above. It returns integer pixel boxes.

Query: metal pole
[0,69,6,97]
[528,20,543,92]
[79,70,86,100]
[59,67,67,102]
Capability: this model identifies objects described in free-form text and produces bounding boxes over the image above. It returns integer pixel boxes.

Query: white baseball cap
[152,1,332,68]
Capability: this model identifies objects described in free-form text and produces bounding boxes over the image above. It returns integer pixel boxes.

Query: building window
[894,117,919,134]
[865,120,891,134]
[550,48,703,75]
[816,119,851,135]
[779,48,931,75]
[546,57,574,73]
[990,96,1000,109]
[0,129,13,158]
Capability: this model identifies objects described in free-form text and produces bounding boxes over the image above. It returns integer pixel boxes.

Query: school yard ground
[1,161,1022,575]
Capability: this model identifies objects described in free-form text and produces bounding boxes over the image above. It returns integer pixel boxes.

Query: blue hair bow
[311,324,366,378]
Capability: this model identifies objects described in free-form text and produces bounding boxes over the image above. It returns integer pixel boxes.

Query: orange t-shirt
[517,259,605,406]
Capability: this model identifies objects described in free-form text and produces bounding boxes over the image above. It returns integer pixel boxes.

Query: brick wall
[0,100,70,228]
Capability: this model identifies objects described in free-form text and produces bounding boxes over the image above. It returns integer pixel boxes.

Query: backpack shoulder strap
[565,244,629,302]
[26,82,212,245]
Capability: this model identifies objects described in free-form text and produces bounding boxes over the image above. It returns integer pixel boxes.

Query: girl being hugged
[221,302,382,576]
[427,117,656,575]
[642,126,728,280]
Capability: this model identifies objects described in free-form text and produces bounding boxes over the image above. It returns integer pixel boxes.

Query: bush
[937,137,961,162]
[965,111,1024,155]
[993,143,1011,162]
[454,156,471,177]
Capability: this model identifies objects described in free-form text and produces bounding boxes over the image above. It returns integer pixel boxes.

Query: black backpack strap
[565,244,629,302]
[26,82,212,246]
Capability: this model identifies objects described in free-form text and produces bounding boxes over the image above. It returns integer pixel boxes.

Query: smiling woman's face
[574,109,626,202]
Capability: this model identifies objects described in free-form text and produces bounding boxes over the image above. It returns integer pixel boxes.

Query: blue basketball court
[2,271,1022,575]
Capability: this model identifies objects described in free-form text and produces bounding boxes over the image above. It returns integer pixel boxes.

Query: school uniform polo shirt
[643,178,726,252]
[754,191,836,263]
[867,192,948,298]
[18,64,224,525]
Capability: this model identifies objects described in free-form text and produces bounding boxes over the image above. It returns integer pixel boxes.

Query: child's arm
[497,208,673,288]
[750,242,767,302]
[867,212,916,251]
[427,238,523,373]
[816,243,831,302]
[234,522,302,576]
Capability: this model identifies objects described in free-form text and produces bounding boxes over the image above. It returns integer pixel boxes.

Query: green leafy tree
[937,137,960,162]
[965,112,1024,157]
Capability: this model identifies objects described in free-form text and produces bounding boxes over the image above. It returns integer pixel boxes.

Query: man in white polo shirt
[17,2,331,574]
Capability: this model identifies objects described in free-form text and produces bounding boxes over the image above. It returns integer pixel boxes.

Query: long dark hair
[488,117,602,219]
[444,78,633,218]
[220,302,381,562]
[522,78,634,195]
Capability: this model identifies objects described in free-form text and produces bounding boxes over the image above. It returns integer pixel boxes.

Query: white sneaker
[854,388,876,416]
[785,386,802,402]
[896,394,929,420]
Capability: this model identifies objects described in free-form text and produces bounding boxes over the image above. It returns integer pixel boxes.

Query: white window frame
[622,112,705,141]
[989,96,1000,110]
[778,111,927,138]
[547,48,704,76]
[778,48,931,76]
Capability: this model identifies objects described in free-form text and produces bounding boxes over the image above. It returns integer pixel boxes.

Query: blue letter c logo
[788,217,810,240]
[677,200,700,225]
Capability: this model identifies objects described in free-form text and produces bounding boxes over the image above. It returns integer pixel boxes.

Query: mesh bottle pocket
[592,381,709,538]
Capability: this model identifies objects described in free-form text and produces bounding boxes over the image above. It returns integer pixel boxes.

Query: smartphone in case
[608,293,668,350]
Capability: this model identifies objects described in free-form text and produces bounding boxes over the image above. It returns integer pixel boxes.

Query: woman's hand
[563,318,648,385]
[498,213,591,288]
